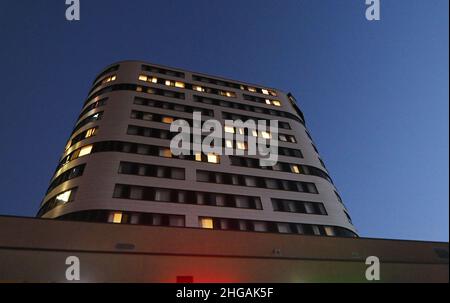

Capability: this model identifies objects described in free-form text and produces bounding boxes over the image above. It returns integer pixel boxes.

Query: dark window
[46,164,85,194]
[134,97,213,117]
[142,64,185,78]
[196,170,318,194]
[113,184,262,210]
[79,98,107,119]
[118,162,185,180]
[271,198,327,215]
[72,112,103,135]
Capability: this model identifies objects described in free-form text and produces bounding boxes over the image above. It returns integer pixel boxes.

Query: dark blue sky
[0,0,448,241]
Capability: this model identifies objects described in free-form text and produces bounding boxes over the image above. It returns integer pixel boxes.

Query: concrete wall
[0,216,447,282]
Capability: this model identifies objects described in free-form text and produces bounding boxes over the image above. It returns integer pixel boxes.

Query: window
[200,218,214,229]
[291,164,300,174]
[220,91,235,97]
[141,64,185,78]
[324,226,335,236]
[37,187,78,216]
[78,145,93,157]
[139,75,148,81]
[170,216,185,227]
[236,141,246,150]
[113,184,262,211]
[277,223,291,233]
[193,85,205,92]
[111,212,123,224]
[253,222,268,232]
[175,81,185,88]
[160,148,172,158]
[344,211,353,224]
[235,196,250,208]
[46,164,85,194]
[71,111,103,135]
[119,162,185,180]
[197,170,318,193]
[193,95,304,125]
[187,215,357,237]
[85,128,96,138]
[227,156,332,182]
[101,75,116,84]
[272,100,281,107]
[224,126,235,133]
[222,112,291,130]
[162,116,174,124]
[55,190,72,204]
[262,89,269,95]
[260,131,271,139]
[155,189,171,202]
[207,153,219,164]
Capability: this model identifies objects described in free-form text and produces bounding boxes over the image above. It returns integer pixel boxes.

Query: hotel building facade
[37,60,357,238]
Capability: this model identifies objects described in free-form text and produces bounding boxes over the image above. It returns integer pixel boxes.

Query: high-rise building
[37,60,357,238]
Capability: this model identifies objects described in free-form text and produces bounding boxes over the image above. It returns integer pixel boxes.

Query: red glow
[176,276,194,283]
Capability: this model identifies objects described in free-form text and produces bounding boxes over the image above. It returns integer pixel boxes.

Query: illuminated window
[225,91,235,97]
[261,131,271,139]
[85,128,96,138]
[160,148,172,158]
[150,77,158,83]
[103,75,116,83]
[236,141,246,150]
[265,99,271,105]
[55,190,72,204]
[165,80,172,86]
[238,128,245,135]
[272,100,281,107]
[224,126,235,133]
[225,140,233,148]
[138,75,148,81]
[262,89,269,95]
[291,165,301,174]
[251,130,258,137]
[136,86,143,92]
[269,90,277,97]
[64,141,71,151]
[324,226,335,236]
[162,116,174,124]
[207,154,219,164]
[193,85,204,92]
[195,153,202,162]
[78,145,93,157]
[175,82,185,88]
[112,212,123,224]
[200,218,214,229]
[279,135,287,142]
[248,87,256,93]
